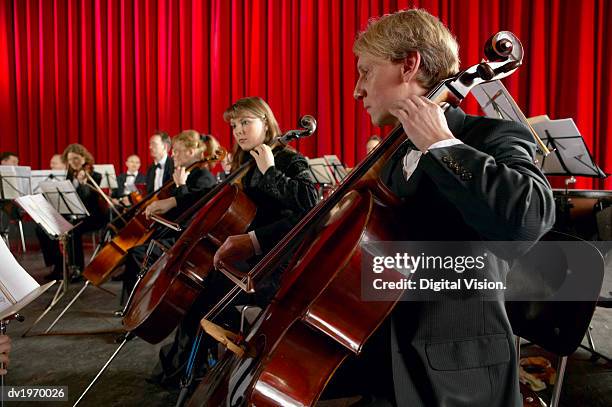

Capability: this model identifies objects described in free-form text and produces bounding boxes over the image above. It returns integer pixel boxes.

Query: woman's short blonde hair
[353,9,460,89]
[173,130,203,154]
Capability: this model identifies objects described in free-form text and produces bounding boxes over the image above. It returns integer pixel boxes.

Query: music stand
[0,258,54,402]
[0,166,31,200]
[38,180,89,219]
[93,164,130,226]
[528,115,606,179]
[30,170,67,193]
[323,155,348,184]
[93,164,118,189]
[0,166,31,253]
[473,80,530,124]
[527,117,609,365]
[13,194,75,336]
[307,158,336,200]
[472,80,550,157]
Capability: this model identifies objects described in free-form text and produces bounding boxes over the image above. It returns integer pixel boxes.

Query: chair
[506,231,605,407]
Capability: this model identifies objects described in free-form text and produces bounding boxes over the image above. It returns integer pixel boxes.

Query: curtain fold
[0,0,610,189]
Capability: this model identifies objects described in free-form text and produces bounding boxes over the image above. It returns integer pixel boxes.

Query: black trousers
[149,271,242,387]
[147,251,286,388]
[120,230,180,305]
[321,319,397,406]
[36,214,104,273]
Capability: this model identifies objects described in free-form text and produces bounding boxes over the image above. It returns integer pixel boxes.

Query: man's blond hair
[353,9,460,89]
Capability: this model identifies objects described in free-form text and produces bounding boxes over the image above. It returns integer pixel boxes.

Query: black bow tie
[154,163,161,170]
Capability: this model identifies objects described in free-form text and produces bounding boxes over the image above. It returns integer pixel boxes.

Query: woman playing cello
[120,130,219,301]
[148,96,318,388]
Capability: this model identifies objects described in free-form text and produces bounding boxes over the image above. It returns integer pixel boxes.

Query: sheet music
[527,116,605,177]
[323,155,348,182]
[307,158,336,185]
[473,81,605,178]
[30,170,67,193]
[93,164,118,189]
[39,180,89,216]
[14,194,73,237]
[472,81,530,125]
[526,115,550,125]
[0,165,32,199]
[0,238,39,314]
[530,118,584,157]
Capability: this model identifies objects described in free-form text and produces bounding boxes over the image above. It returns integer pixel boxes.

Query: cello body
[187,180,407,406]
[121,124,319,345]
[186,31,528,407]
[122,183,256,344]
[82,160,211,286]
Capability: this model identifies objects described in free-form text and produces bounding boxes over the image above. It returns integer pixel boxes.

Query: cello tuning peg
[476,63,496,81]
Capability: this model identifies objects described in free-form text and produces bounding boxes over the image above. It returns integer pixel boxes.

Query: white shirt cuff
[248,230,262,256]
[428,138,463,150]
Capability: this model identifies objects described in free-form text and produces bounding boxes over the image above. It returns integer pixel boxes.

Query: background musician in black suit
[145,131,174,194]
[0,152,21,235]
[111,154,146,206]
[323,9,556,407]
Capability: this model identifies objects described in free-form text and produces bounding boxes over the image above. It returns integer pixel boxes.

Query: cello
[121,116,317,344]
[82,152,224,287]
[187,31,529,406]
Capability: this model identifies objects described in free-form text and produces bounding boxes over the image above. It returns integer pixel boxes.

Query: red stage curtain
[0,0,610,189]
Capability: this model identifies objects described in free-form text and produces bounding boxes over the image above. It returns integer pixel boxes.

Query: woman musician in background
[148,96,318,388]
[119,131,220,304]
[37,144,108,281]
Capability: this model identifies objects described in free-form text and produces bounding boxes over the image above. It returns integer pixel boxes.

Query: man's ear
[401,51,421,83]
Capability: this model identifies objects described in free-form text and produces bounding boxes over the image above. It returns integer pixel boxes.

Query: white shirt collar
[156,154,168,168]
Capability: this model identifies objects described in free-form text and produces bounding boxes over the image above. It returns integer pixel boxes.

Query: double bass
[82,153,224,287]
[121,117,317,344]
[187,32,529,406]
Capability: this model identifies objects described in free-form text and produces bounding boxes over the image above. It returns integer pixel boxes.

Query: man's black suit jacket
[111,172,147,198]
[146,158,174,194]
[375,107,555,407]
